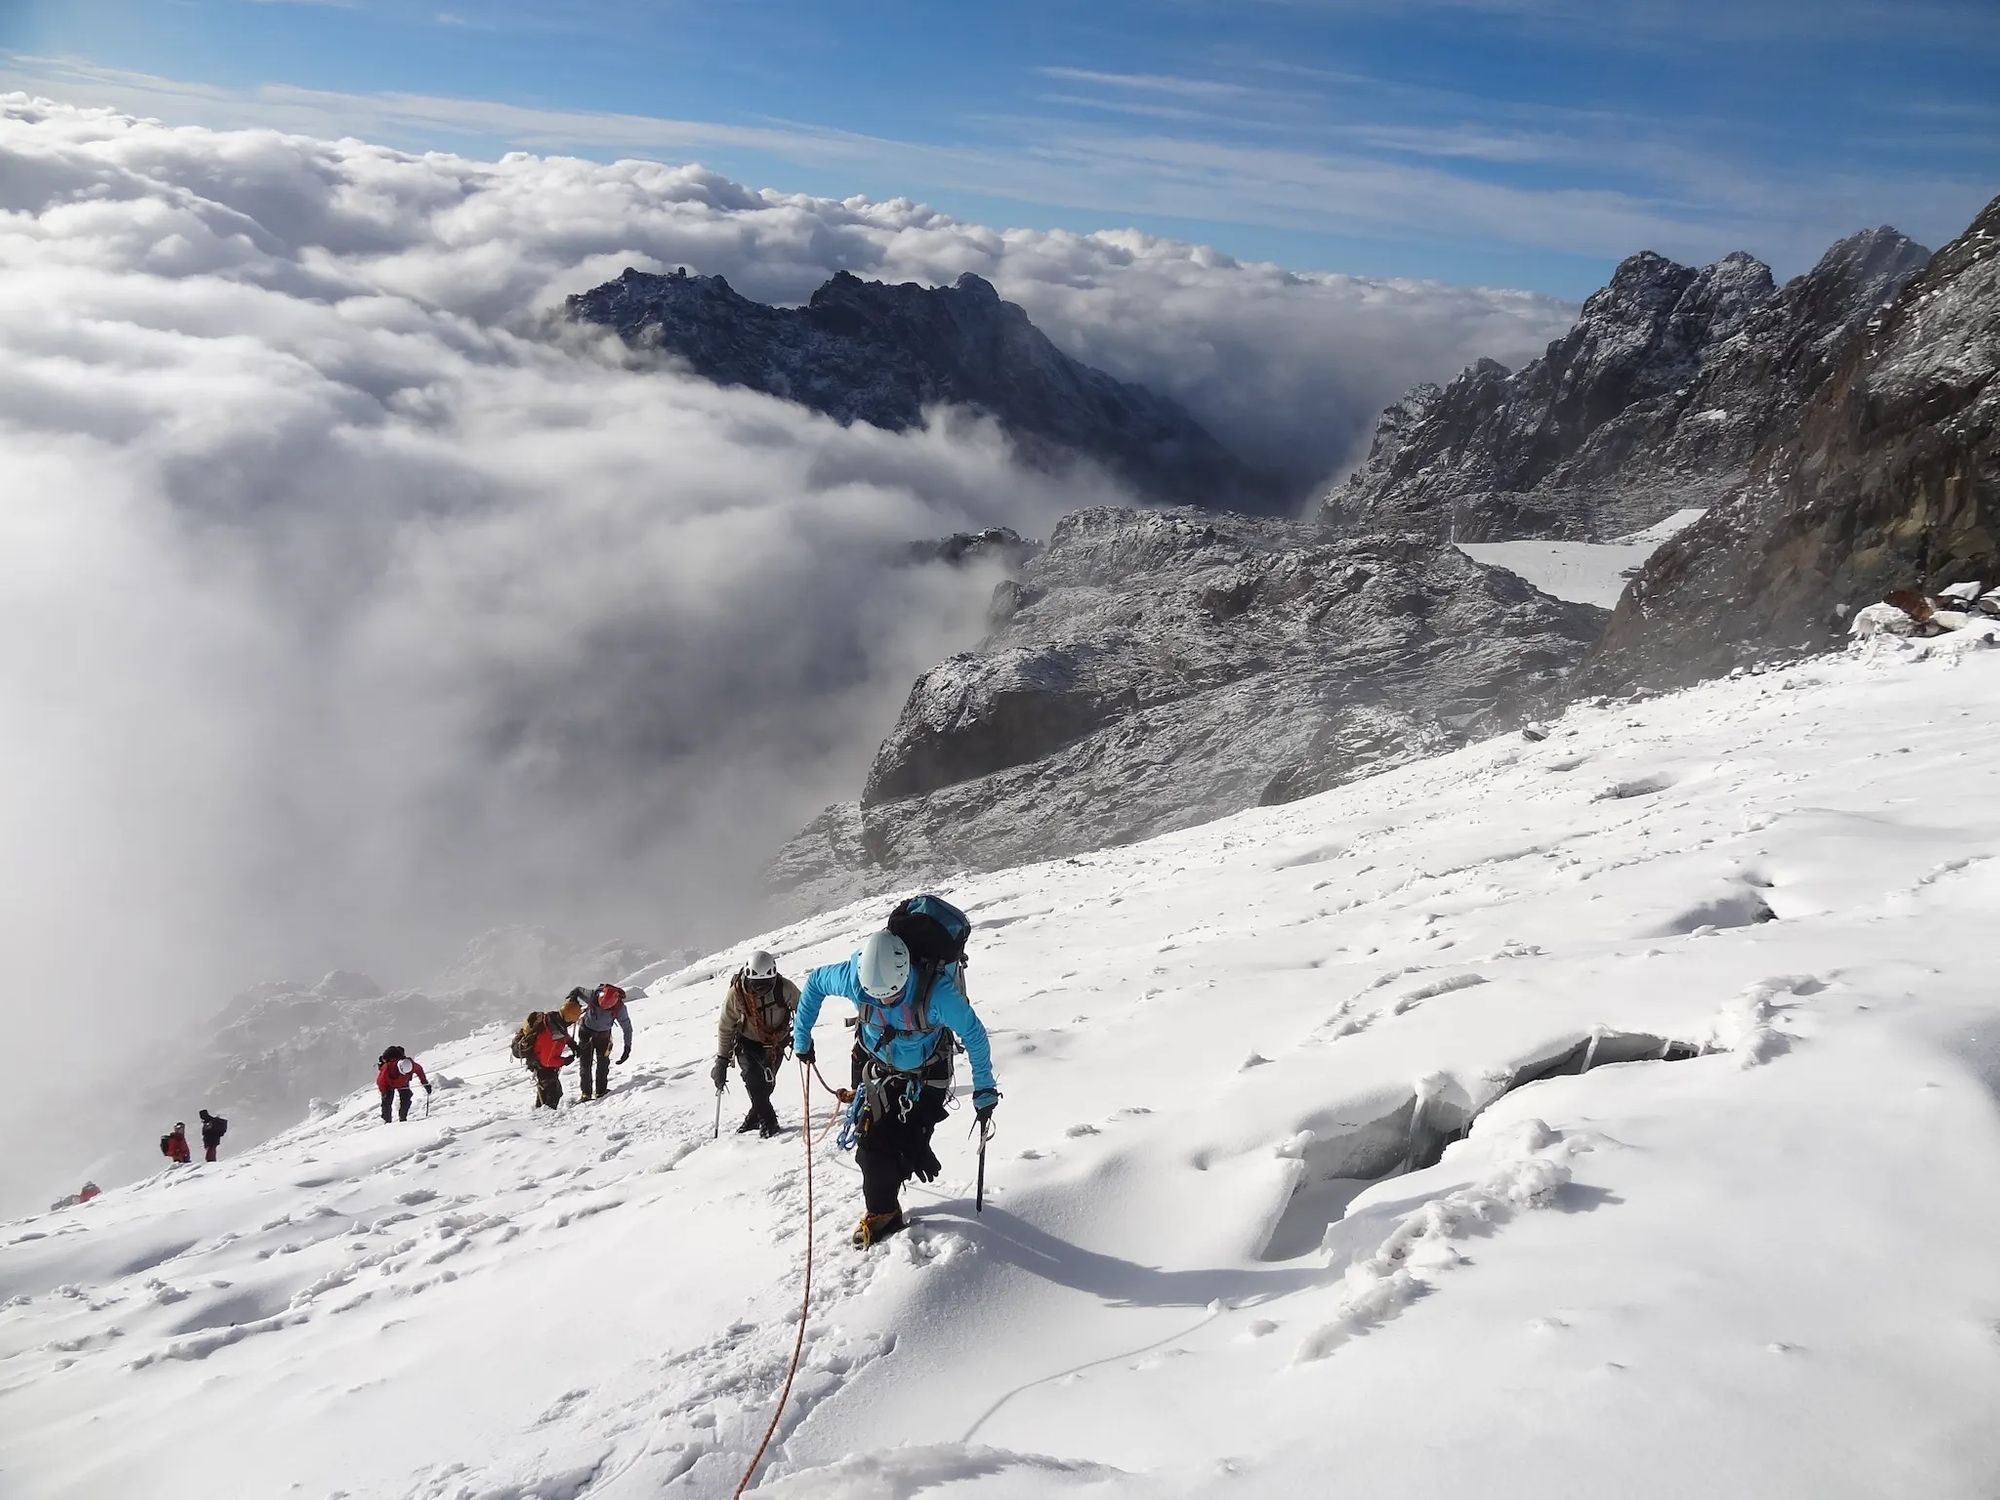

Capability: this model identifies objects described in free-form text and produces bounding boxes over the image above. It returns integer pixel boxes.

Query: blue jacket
[793,955,997,1105]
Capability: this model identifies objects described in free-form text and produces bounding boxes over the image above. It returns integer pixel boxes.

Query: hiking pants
[380,1086,413,1123]
[578,1029,613,1098]
[855,1051,953,1216]
[735,1041,782,1132]
[204,1144,218,1162]
[533,1066,563,1111]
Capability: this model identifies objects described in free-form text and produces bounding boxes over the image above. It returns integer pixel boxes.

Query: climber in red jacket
[160,1122,191,1165]
[375,1045,432,1123]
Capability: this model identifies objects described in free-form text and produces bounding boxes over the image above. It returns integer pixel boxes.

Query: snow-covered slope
[7,642,2000,1498]
[1457,508,1705,608]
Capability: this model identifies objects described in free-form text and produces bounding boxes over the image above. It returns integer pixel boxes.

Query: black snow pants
[577,1028,613,1099]
[380,1086,413,1123]
[735,1041,782,1133]
[533,1065,563,1111]
[854,1049,953,1217]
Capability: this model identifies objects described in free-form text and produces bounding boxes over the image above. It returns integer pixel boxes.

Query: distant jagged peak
[1321,218,1931,544]
[1815,223,1928,269]
[568,261,1286,512]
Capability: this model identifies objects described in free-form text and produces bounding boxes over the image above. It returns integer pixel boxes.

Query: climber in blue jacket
[793,930,999,1247]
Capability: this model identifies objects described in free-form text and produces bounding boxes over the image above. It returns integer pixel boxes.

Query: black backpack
[886,894,973,1016]
[378,1045,405,1067]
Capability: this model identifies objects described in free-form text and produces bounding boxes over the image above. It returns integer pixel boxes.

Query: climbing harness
[839,1059,926,1151]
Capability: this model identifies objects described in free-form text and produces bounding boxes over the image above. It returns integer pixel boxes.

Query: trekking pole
[714,1086,722,1141]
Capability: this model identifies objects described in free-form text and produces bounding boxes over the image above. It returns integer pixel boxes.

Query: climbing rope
[806,1057,856,1147]
[733,1059,816,1498]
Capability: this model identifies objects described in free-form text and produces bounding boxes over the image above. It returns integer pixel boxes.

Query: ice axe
[713,1085,722,1141]
[975,1117,992,1213]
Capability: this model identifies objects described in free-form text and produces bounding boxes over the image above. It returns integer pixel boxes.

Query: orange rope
[734,1060,815,1497]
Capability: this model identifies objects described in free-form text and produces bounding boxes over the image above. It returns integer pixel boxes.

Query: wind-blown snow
[6,641,2000,1497]
[1457,508,1708,608]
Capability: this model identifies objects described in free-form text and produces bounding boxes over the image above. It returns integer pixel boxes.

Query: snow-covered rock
[567,268,1285,511]
[9,647,2000,1498]
[766,506,1602,909]
[1323,228,1930,543]
[1583,192,2000,693]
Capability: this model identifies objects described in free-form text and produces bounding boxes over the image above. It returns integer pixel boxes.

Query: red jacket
[162,1130,191,1164]
[531,1028,571,1069]
[377,1056,429,1091]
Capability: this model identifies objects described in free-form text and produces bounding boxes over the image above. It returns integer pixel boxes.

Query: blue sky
[3,0,1996,296]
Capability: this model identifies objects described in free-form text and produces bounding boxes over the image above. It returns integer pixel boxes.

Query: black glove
[975,1100,998,1129]
[910,1143,943,1183]
[796,1046,814,1066]
[424,1085,433,1095]
[616,1048,630,1065]
[709,1056,728,1090]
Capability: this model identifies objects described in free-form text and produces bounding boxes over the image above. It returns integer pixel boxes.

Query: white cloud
[11,51,1989,288]
[0,96,1572,1201]
[1035,67,1254,101]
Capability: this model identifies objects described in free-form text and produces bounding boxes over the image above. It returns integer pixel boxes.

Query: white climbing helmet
[745,950,779,982]
[856,931,910,1000]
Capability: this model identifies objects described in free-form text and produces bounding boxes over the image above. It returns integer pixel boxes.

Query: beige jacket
[717,973,800,1057]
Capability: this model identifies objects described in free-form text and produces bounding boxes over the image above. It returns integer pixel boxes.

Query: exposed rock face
[904,527,1040,570]
[765,507,1602,909]
[1578,195,2000,693]
[568,268,1283,511]
[1325,230,1929,542]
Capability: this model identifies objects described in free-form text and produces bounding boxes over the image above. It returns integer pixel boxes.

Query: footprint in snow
[1065,1124,1100,1139]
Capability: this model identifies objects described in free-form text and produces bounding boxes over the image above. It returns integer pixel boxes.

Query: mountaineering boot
[736,1109,761,1134]
[851,1210,906,1248]
[579,1087,594,1101]
[759,1120,784,1139]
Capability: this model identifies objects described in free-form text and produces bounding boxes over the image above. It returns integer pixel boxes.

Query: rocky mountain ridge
[1324,227,1931,543]
[764,202,1998,912]
[766,507,1603,911]
[568,267,1284,511]
[1579,192,2000,691]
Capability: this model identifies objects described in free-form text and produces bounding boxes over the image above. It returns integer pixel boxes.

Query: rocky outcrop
[905,527,1040,570]
[568,268,1283,511]
[766,507,1603,909]
[1325,229,1929,542]
[1577,195,2000,694]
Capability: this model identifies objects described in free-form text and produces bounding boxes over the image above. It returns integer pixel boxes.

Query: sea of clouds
[0,95,1572,1200]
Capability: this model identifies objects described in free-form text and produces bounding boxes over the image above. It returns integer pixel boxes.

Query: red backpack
[595,983,626,1010]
